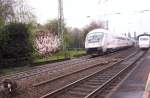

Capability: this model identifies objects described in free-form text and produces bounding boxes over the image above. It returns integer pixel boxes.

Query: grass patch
[0,66,31,75]
[33,49,86,64]
[0,49,86,75]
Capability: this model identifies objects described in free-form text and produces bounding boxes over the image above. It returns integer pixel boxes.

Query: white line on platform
[143,72,150,98]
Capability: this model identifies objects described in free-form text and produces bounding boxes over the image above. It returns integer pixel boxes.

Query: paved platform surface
[109,49,150,98]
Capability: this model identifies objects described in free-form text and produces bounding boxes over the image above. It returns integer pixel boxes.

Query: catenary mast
[58,0,64,51]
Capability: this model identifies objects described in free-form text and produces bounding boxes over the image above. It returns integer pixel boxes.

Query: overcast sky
[26,0,150,35]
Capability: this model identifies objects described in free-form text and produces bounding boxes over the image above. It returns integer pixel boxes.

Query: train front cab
[85,29,106,55]
[138,34,150,50]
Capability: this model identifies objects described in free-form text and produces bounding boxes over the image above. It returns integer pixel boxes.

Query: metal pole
[58,0,67,58]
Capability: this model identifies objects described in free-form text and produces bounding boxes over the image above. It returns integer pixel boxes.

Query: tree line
[0,0,105,68]
[40,20,104,49]
[0,0,35,67]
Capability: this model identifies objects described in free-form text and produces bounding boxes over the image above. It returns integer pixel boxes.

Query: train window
[87,32,104,43]
[140,38,148,41]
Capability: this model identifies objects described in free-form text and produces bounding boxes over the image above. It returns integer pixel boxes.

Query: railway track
[32,50,132,87]
[0,54,92,82]
[32,48,137,87]
[0,48,133,84]
[19,48,138,98]
[39,50,146,98]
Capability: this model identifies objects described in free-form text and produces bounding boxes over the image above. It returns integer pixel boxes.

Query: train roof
[87,29,126,37]
[87,29,110,34]
[137,34,150,38]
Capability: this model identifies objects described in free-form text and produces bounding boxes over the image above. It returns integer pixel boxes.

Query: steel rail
[85,51,146,98]
[40,50,141,98]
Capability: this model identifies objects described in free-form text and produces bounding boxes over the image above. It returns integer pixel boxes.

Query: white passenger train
[85,29,134,54]
[138,34,150,49]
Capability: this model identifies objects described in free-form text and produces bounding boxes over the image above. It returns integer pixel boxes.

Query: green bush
[0,23,34,67]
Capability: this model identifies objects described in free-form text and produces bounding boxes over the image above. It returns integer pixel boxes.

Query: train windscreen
[87,32,104,43]
[140,37,149,41]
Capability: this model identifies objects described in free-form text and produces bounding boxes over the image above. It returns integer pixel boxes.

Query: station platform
[109,49,150,98]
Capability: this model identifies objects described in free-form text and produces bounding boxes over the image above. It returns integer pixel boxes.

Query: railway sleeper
[91,78,110,82]
[85,82,103,85]
[87,79,100,82]
[95,75,112,78]
[68,90,88,97]
[69,87,91,93]
[79,84,98,89]
[58,94,81,98]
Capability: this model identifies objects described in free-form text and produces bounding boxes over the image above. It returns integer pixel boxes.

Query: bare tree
[68,28,82,49]
[0,0,15,22]
[13,0,35,23]
[82,21,104,40]
[44,19,59,35]
[0,0,35,24]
